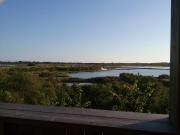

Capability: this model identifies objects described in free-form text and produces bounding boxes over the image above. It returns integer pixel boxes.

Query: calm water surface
[70,66,170,79]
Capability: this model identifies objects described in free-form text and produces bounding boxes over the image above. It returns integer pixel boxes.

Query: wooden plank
[2,120,176,135]
[0,103,177,134]
[0,102,168,121]
[4,122,68,135]
[170,0,180,130]
[0,120,4,135]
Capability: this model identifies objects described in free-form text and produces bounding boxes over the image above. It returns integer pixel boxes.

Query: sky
[0,0,171,63]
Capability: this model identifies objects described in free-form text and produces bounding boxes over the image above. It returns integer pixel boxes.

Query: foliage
[27,63,36,66]
[0,68,169,114]
[0,70,45,104]
[158,74,170,79]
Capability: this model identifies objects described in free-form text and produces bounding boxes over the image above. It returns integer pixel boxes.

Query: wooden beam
[0,120,4,135]
[0,103,177,135]
[170,0,180,130]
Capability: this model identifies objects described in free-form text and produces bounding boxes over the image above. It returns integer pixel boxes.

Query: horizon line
[0,60,170,64]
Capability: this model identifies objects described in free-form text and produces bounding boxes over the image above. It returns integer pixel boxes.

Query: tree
[0,70,46,104]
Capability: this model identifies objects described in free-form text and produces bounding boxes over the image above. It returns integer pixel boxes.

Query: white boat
[101,67,108,71]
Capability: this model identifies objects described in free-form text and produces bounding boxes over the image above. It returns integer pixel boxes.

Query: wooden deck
[0,103,177,135]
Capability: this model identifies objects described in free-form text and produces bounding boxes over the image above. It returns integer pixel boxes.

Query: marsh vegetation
[0,62,169,114]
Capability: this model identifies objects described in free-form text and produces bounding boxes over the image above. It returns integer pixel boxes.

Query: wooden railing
[0,103,178,135]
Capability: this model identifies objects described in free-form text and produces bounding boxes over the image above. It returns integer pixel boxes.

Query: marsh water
[69,66,170,79]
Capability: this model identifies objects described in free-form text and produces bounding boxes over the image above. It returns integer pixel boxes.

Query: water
[69,66,170,79]
[66,83,93,86]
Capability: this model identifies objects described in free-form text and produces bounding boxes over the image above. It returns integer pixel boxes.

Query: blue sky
[0,0,171,63]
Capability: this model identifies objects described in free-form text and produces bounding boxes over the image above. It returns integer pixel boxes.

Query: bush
[0,70,46,104]
[27,63,36,66]
[158,74,170,79]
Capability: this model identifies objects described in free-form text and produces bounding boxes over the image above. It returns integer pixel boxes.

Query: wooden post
[170,0,180,130]
[0,119,4,135]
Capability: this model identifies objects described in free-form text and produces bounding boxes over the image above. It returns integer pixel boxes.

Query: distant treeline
[0,66,101,73]
[0,61,170,67]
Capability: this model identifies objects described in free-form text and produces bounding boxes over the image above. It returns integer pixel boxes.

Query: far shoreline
[0,61,170,67]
